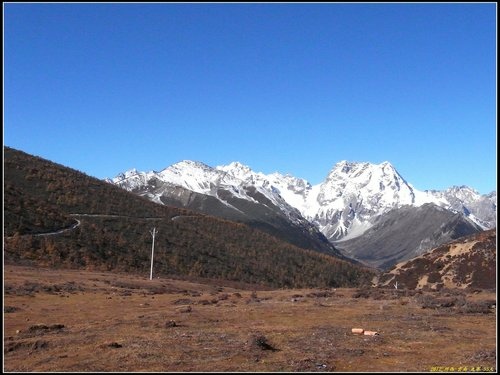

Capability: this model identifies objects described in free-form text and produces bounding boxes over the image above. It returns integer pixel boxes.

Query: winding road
[33,219,82,237]
[6,213,197,239]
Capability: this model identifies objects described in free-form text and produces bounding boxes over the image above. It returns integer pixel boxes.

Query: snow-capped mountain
[295,160,428,240]
[113,160,307,225]
[109,160,496,241]
[108,160,495,266]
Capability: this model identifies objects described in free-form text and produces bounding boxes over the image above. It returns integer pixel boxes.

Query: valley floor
[3,265,497,372]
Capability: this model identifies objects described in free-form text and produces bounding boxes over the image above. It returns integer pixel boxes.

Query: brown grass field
[3,265,496,372]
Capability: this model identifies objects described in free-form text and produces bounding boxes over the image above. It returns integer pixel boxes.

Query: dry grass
[4,265,496,372]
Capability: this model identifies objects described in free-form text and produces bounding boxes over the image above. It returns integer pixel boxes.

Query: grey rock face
[334,203,483,270]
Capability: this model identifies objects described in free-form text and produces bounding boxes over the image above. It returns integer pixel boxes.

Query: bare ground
[3,265,496,372]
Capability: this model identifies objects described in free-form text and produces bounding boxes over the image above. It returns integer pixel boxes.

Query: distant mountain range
[109,160,496,269]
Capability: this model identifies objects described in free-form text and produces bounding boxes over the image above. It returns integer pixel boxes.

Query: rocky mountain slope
[378,229,496,290]
[334,203,483,269]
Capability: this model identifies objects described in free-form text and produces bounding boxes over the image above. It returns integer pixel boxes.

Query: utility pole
[149,227,158,280]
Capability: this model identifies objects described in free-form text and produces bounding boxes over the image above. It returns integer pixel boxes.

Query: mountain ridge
[109,159,496,241]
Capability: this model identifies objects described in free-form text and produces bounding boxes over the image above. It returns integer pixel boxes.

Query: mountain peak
[111,168,141,183]
[380,160,395,169]
[446,185,480,194]
[225,161,249,169]
[332,160,365,174]
[216,162,258,183]
[170,160,213,170]
[326,160,401,183]
[332,160,395,171]
[217,161,253,173]
[122,168,139,177]
[329,160,399,177]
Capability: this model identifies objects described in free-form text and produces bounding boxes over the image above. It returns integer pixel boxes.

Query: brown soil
[3,265,496,372]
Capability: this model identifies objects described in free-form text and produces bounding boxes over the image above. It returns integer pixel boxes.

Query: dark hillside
[3,146,374,288]
[4,146,192,236]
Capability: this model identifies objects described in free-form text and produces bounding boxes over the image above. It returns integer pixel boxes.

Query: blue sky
[4,3,497,194]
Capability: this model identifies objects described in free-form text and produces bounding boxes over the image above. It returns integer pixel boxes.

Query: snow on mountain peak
[216,161,255,181]
[329,160,396,177]
[321,161,412,202]
[110,168,157,191]
[222,161,251,171]
[155,160,235,194]
[110,168,139,181]
[119,168,139,179]
[447,185,480,196]
[330,160,364,175]
[168,160,213,171]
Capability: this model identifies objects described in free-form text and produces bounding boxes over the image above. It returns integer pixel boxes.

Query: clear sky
[4,3,497,194]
